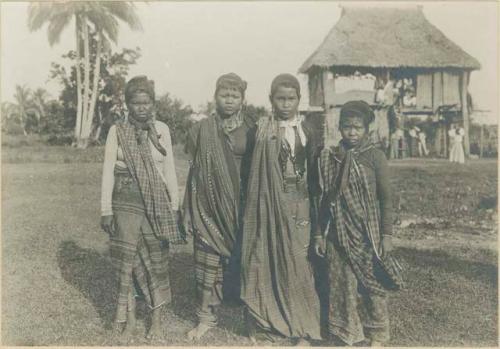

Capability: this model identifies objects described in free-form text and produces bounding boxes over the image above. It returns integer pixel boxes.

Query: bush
[46,134,74,146]
[1,133,44,148]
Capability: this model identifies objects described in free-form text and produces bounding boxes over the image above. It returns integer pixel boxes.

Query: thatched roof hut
[299,6,481,157]
[299,6,480,73]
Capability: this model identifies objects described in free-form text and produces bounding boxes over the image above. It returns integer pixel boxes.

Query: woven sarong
[240,118,321,340]
[194,238,224,302]
[111,168,171,322]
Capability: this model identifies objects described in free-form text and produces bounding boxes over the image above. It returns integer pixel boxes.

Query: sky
[1,1,498,121]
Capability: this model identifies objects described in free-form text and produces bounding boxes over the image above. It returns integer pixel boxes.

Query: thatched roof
[299,6,481,73]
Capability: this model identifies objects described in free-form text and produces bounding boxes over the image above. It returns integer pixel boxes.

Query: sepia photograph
[1,1,498,346]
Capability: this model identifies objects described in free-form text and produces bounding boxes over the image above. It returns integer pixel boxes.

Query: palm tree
[28,1,142,147]
[12,85,33,136]
[1,102,18,133]
[32,88,50,120]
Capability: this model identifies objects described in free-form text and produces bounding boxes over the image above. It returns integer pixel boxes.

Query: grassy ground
[1,144,498,346]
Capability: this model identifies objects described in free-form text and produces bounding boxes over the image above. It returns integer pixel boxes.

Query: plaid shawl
[240,117,321,339]
[115,120,183,244]
[319,138,403,294]
[183,115,240,257]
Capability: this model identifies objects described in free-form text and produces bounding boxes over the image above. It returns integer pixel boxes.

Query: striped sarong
[111,167,171,322]
[194,238,224,301]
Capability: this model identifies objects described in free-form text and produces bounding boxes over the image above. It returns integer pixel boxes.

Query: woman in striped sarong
[183,73,257,340]
[100,76,184,339]
[240,74,322,345]
[313,100,403,346]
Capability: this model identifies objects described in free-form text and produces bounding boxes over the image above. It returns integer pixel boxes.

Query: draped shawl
[319,138,403,294]
[184,116,240,257]
[115,120,182,244]
[240,117,321,339]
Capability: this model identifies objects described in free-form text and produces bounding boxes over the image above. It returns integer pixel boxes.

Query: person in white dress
[449,124,465,164]
[418,130,429,157]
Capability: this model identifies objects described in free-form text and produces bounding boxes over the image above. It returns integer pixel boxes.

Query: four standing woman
[101,74,401,345]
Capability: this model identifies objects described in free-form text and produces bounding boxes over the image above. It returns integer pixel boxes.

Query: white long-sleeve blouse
[101,120,179,216]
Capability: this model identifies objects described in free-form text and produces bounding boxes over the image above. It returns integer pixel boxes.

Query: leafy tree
[49,46,141,144]
[3,85,41,136]
[32,88,50,120]
[28,1,142,148]
[155,94,194,145]
[244,104,268,121]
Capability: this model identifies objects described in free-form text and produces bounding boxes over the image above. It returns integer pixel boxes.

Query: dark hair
[125,75,155,105]
[215,73,247,98]
[270,73,301,99]
[339,100,375,130]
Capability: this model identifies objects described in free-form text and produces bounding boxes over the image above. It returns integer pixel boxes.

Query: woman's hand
[175,210,189,239]
[178,209,194,237]
[101,215,116,237]
[313,236,326,258]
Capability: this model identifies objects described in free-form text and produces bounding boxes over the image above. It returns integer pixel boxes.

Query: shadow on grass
[396,247,497,285]
[167,250,249,337]
[57,241,119,329]
[166,251,197,322]
[57,241,202,330]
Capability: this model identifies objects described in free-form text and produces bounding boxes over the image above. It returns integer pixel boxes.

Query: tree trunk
[461,71,470,157]
[479,123,484,158]
[91,108,104,144]
[19,107,28,136]
[73,15,84,146]
[82,32,103,147]
[77,19,91,149]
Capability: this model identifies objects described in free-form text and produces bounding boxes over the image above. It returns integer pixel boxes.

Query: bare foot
[112,322,125,332]
[186,323,212,340]
[249,334,258,346]
[146,321,163,340]
[294,337,311,346]
[121,321,140,337]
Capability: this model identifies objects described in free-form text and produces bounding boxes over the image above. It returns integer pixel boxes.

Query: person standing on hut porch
[101,76,184,340]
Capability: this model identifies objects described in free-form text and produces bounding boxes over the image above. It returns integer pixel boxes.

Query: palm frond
[14,85,32,100]
[47,14,73,46]
[33,88,50,102]
[27,2,54,31]
[101,2,143,31]
[86,10,119,43]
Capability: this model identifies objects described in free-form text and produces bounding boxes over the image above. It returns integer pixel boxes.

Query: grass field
[1,143,498,346]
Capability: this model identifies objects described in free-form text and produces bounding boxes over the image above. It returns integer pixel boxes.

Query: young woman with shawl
[240,74,322,345]
[313,100,403,346]
[100,76,184,339]
[183,73,257,339]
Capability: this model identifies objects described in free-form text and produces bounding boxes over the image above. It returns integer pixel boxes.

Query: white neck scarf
[277,114,306,156]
